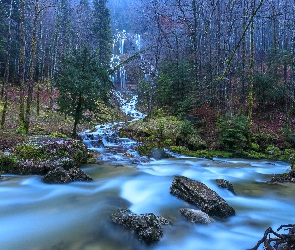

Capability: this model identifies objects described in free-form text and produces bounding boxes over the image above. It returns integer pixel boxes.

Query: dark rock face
[269,169,295,183]
[43,167,92,184]
[110,208,170,244]
[170,176,235,218]
[68,167,93,181]
[216,179,236,195]
[150,148,166,160]
[180,208,211,224]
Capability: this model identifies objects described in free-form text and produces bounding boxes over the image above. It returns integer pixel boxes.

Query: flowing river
[0,92,294,250]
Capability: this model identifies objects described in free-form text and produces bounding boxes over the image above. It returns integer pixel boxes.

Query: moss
[50,131,68,138]
[168,146,233,159]
[123,116,206,150]
[0,154,18,174]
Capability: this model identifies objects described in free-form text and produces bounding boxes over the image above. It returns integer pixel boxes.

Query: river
[0,91,293,250]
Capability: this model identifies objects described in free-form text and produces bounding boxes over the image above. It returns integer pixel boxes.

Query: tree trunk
[24,0,39,133]
[1,0,13,129]
[247,0,255,132]
[18,0,26,130]
[73,95,83,138]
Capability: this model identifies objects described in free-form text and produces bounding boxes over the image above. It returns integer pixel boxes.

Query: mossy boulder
[122,116,206,156]
[1,136,90,175]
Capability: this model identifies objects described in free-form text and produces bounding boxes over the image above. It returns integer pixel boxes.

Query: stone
[180,208,211,224]
[43,167,92,184]
[150,148,166,160]
[170,176,235,218]
[110,208,170,244]
[43,167,72,184]
[68,167,92,181]
[216,179,236,195]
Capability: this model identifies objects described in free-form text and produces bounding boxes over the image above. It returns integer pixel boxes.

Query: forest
[1,0,295,160]
[1,1,295,249]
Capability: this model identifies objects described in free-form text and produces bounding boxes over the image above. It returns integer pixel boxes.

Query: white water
[0,93,294,250]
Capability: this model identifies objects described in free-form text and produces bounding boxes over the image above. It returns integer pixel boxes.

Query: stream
[0,91,294,250]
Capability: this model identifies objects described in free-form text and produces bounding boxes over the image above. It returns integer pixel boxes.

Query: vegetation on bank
[120,111,295,167]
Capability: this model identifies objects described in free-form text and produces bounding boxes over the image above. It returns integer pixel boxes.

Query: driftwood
[250,224,295,250]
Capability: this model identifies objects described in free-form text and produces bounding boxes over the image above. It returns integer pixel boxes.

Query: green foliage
[15,144,48,161]
[265,145,281,157]
[50,131,68,138]
[0,154,17,173]
[92,0,112,67]
[251,143,259,151]
[251,132,278,151]
[169,146,233,159]
[56,46,112,136]
[154,60,195,115]
[125,116,206,152]
[253,74,284,106]
[218,113,248,151]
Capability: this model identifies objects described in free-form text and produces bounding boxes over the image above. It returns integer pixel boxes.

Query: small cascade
[81,90,147,164]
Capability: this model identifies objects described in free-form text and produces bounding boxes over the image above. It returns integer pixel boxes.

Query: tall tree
[56,46,112,136]
[92,0,112,67]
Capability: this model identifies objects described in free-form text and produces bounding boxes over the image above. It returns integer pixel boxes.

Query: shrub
[218,113,248,151]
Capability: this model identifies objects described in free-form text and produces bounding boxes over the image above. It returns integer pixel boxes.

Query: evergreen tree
[92,0,112,67]
[56,46,112,137]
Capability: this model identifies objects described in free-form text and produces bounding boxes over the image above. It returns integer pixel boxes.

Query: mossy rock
[2,136,90,175]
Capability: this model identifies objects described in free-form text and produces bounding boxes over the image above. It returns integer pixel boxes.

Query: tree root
[249,224,295,250]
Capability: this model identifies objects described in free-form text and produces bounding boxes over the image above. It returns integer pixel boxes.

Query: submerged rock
[43,167,92,184]
[216,179,236,195]
[170,176,235,218]
[180,208,211,224]
[110,208,170,244]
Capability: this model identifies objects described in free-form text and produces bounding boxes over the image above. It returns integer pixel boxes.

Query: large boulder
[170,176,235,218]
[180,208,211,224]
[110,208,170,244]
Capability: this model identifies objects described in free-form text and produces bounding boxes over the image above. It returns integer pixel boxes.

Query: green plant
[265,145,281,157]
[50,131,68,138]
[218,113,248,151]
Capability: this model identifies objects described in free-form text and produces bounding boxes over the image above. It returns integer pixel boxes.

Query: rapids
[0,91,294,250]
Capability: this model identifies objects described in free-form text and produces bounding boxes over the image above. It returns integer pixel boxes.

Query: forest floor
[0,86,126,151]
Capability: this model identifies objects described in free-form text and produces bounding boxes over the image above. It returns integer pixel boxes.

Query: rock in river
[216,179,236,195]
[180,208,211,224]
[170,176,235,218]
[43,167,92,184]
[110,208,170,244]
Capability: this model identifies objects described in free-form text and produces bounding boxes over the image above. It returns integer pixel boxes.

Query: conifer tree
[56,46,112,137]
[92,0,112,67]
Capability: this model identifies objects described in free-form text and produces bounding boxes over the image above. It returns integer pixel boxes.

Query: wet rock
[216,179,236,195]
[150,148,166,160]
[68,167,93,181]
[179,208,211,224]
[43,167,92,184]
[170,176,235,218]
[43,167,72,184]
[269,169,295,183]
[110,208,170,244]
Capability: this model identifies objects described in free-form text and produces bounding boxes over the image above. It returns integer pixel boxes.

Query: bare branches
[250,224,295,250]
